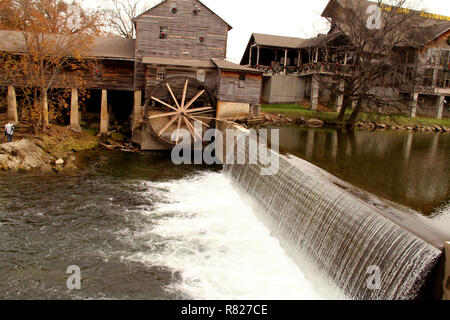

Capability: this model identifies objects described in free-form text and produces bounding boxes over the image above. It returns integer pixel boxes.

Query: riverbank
[261,104,450,132]
[0,125,99,173]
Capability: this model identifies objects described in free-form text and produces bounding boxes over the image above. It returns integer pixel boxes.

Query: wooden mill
[132,0,263,150]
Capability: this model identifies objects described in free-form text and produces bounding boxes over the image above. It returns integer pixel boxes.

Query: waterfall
[223,132,443,300]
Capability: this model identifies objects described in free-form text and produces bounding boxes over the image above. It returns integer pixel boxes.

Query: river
[0,127,448,299]
[0,151,339,299]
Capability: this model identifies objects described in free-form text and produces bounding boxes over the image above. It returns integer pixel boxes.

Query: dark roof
[252,33,305,48]
[0,29,135,61]
[297,32,342,48]
[89,37,135,60]
[417,22,450,46]
[211,58,263,73]
[134,0,232,30]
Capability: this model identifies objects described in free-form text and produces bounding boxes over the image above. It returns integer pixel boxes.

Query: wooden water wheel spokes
[145,76,216,146]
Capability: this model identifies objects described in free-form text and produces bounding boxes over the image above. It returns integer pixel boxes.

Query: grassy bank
[262,103,450,127]
[35,125,99,159]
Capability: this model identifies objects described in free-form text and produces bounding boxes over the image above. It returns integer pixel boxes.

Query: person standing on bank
[4,121,15,143]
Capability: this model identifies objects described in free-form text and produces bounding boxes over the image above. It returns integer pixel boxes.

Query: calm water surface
[270,125,450,216]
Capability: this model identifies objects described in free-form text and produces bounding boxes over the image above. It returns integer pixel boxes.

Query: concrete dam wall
[223,132,449,299]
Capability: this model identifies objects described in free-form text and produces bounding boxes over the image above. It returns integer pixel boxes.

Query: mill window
[159,26,168,40]
[238,73,246,88]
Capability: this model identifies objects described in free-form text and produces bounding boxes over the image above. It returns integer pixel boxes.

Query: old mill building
[0,0,263,150]
[240,0,450,119]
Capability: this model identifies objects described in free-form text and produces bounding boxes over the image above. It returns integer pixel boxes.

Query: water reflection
[267,125,450,216]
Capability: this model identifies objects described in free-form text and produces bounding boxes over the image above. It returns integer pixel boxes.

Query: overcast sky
[85,0,450,63]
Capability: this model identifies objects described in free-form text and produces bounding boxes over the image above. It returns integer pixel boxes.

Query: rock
[65,155,76,165]
[377,123,387,129]
[406,126,414,131]
[111,132,126,142]
[55,158,64,165]
[306,118,324,128]
[296,117,306,125]
[0,139,53,172]
[69,125,82,134]
[442,126,449,132]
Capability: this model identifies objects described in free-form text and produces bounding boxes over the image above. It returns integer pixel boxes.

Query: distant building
[241,0,450,119]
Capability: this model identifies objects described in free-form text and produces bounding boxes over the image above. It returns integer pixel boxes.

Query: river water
[1,127,449,300]
[0,151,338,300]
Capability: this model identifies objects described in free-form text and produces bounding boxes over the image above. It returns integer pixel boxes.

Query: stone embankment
[259,112,449,133]
[356,121,449,133]
[0,139,79,173]
[260,112,324,128]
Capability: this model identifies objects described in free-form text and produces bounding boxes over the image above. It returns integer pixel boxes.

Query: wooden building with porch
[240,0,450,119]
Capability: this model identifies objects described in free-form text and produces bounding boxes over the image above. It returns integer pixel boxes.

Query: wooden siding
[85,60,134,91]
[0,59,135,92]
[218,71,262,104]
[135,0,228,90]
[144,66,218,100]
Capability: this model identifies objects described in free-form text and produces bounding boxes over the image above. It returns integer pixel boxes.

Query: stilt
[410,92,418,118]
[335,80,344,114]
[7,85,18,123]
[311,75,319,111]
[42,92,49,125]
[70,88,80,130]
[284,49,288,75]
[100,89,108,134]
[132,90,142,131]
[256,45,260,66]
[436,95,444,119]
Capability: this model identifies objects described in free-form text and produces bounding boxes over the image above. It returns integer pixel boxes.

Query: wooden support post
[100,89,108,134]
[132,90,142,131]
[410,92,418,118]
[344,49,348,65]
[42,92,49,126]
[297,50,301,67]
[335,80,344,113]
[249,46,253,66]
[256,45,260,66]
[311,75,319,111]
[70,88,80,130]
[315,47,319,62]
[284,49,288,75]
[436,95,444,119]
[7,85,18,123]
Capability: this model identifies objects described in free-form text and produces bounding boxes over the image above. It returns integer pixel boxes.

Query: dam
[224,130,447,299]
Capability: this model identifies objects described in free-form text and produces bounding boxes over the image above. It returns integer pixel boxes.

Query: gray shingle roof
[211,58,262,73]
[0,29,135,60]
[252,33,305,49]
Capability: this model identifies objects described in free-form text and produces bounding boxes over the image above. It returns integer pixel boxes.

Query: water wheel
[144,76,216,146]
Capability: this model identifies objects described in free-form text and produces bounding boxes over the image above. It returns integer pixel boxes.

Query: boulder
[0,139,53,171]
[55,159,64,165]
[306,118,324,128]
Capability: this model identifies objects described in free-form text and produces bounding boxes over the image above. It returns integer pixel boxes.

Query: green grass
[262,104,450,127]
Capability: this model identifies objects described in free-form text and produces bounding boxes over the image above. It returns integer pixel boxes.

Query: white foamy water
[127,172,342,300]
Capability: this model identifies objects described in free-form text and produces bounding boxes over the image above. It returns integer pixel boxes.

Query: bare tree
[105,0,161,39]
[313,0,426,125]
